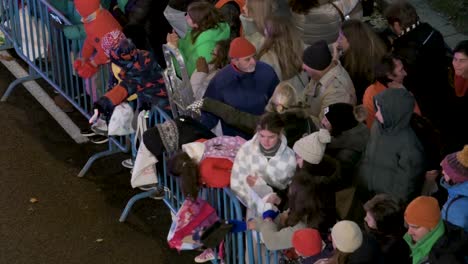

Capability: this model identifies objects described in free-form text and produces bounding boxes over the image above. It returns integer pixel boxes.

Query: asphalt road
[0,62,196,264]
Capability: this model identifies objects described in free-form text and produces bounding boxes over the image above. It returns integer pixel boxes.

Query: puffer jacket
[441,179,468,233]
[357,88,426,203]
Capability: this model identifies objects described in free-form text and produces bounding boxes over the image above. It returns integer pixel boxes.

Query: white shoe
[194,248,220,263]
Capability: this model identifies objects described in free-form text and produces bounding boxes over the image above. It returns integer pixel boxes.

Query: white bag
[131,140,158,188]
[108,102,135,136]
[17,7,49,60]
[130,110,158,188]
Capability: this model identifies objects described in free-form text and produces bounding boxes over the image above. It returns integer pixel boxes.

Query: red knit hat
[404,196,440,229]
[441,145,468,184]
[229,37,256,59]
[292,228,322,257]
[74,0,101,17]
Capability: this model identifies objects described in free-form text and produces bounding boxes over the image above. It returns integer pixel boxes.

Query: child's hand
[166,30,179,48]
[265,193,281,205]
[246,175,258,187]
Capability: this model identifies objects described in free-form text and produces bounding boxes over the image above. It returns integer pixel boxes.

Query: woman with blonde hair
[336,19,387,103]
[240,0,290,49]
[258,15,308,93]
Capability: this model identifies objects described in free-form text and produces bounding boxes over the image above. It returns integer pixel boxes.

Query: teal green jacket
[178,22,230,77]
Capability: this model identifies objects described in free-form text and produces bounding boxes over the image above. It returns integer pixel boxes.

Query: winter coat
[326,122,369,188]
[95,50,170,118]
[143,116,216,158]
[366,229,411,264]
[357,88,426,203]
[441,179,468,233]
[178,22,230,77]
[201,62,279,138]
[292,0,362,45]
[392,22,452,130]
[349,233,384,264]
[296,155,341,233]
[302,63,356,121]
[418,221,468,264]
[230,133,296,212]
[254,216,307,251]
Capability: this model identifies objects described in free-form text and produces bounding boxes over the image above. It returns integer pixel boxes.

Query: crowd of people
[50,0,468,263]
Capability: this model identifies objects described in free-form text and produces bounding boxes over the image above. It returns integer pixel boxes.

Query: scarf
[404,220,445,264]
[259,140,281,159]
[398,21,421,37]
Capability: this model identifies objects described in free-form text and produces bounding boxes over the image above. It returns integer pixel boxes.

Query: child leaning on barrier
[82,38,171,141]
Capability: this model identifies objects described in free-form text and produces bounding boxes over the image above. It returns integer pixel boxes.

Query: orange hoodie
[363,81,421,129]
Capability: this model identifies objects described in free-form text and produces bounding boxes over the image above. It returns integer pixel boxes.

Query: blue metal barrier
[120,106,246,264]
[0,0,130,177]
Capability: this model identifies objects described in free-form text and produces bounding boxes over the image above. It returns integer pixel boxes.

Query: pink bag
[167,197,219,251]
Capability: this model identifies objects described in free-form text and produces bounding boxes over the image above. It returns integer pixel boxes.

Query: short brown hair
[384,1,419,29]
[256,112,285,135]
[364,194,405,235]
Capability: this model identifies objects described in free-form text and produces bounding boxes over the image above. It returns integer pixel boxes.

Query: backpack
[167,197,219,251]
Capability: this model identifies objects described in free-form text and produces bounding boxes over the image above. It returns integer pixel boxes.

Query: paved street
[0,62,195,263]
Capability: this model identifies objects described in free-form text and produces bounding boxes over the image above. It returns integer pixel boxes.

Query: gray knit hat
[293,129,331,164]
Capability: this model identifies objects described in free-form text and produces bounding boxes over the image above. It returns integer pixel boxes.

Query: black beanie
[325,103,358,136]
[303,40,332,71]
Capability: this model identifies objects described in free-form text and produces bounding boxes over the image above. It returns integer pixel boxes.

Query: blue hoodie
[441,178,468,233]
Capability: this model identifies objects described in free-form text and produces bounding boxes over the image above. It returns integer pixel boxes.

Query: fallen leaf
[29,197,39,203]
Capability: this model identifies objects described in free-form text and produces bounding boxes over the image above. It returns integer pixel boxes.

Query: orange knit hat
[228,37,256,59]
[404,196,441,229]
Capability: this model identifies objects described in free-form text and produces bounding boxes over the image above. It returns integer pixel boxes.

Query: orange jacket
[363,81,421,128]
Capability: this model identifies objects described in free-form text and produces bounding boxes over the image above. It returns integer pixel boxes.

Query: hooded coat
[441,179,468,233]
[357,89,426,203]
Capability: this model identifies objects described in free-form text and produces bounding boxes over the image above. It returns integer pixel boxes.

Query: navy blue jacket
[201,61,279,139]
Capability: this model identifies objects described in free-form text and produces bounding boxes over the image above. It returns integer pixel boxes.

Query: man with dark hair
[362,54,421,128]
[384,1,452,134]
[301,40,356,124]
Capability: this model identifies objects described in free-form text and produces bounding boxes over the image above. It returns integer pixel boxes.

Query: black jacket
[422,221,468,264]
[392,22,453,130]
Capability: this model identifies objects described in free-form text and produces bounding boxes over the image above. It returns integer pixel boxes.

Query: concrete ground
[0,61,196,263]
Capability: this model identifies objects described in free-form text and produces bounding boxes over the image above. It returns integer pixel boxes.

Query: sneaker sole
[81,131,96,137]
[90,138,109,144]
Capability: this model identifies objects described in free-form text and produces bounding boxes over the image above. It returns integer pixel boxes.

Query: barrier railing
[162,44,195,118]
[0,0,130,177]
[1,2,284,263]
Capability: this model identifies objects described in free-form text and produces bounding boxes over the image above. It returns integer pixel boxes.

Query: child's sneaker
[91,119,108,136]
[89,135,109,144]
[194,248,220,263]
[121,158,134,169]
[80,128,96,137]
